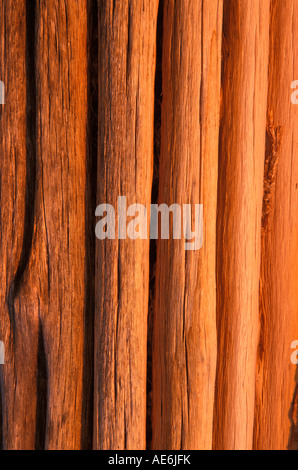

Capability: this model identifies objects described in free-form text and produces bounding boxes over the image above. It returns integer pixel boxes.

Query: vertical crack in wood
[258,112,283,375]
[24,0,47,450]
[261,111,283,234]
[147,0,163,450]
[81,0,98,450]
[35,318,47,450]
[288,367,298,450]
[258,112,283,367]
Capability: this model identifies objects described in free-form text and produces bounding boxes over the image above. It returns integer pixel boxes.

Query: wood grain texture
[254,0,298,451]
[213,0,270,450]
[152,0,223,450]
[94,0,159,450]
[1,0,297,451]
[36,0,88,449]
[5,0,89,450]
[0,0,36,450]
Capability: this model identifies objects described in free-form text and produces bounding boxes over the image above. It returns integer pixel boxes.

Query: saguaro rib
[0,0,38,450]
[94,0,159,450]
[213,0,270,450]
[12,0,89,449]
[152,0,223,450]
[254,0,298,451]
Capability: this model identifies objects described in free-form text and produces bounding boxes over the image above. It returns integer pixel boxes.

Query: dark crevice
[126,2,132,89]
[257,116,283,376]
[261,112,282,234]
[25,0,46,450]
[81,0,98,450]
[146,0,164,450]
[213,0,228,446]
[35,319,47,450]
[288,366,298,450]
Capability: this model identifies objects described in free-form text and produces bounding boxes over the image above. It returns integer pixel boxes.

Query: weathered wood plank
[254,0,298,451]
[94,0,159,450]
[152,0,223,450]
[213,0,270,450]
[11,0,89,449]
[1,0,296,451]
[0,0,38,450]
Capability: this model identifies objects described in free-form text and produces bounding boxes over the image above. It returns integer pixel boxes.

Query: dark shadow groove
[7,0,37,340]
[288,366,298,450]
[25,0,45,450]
[35,320,47,450]
[81,0,98,450]
[146,0,164,450]
[213,0,228,447]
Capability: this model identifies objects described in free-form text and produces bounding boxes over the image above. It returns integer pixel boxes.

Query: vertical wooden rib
[11,1,88,449]
[152,0,223,450]
[94,0,158,449]
[0,0,38,450]
[214,0,270,450]
[254,0,298,451]
[37,0,87,449]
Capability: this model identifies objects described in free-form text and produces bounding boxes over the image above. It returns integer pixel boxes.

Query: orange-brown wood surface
[213,0,270,450]
[1,0,89,450]
[0,0,34,450]
[0,0,297,451]
[94,0,159,450]
[33,0,88,449]
[152,0,223,450]
[254,0,298,451]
